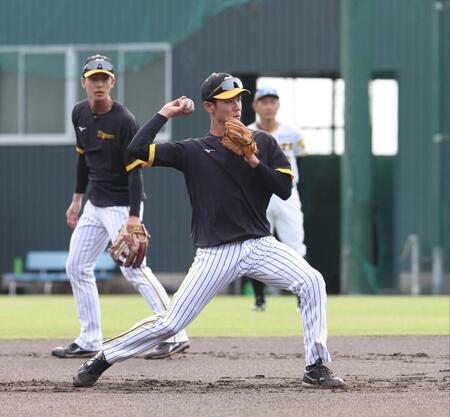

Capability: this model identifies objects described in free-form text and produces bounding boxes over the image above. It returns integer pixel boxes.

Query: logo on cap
[201,72,250,101]
[82,55,115,79]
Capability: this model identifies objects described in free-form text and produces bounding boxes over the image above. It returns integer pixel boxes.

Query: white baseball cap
[253,87,279,102]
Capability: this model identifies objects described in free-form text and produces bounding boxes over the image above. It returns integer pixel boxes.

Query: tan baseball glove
[222,117,258,158]
[109,224,150,268]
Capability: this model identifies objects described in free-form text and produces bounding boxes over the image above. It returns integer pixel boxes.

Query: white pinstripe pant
[103,236,331,366]
[267,187,307,257]
[66,200,188,351]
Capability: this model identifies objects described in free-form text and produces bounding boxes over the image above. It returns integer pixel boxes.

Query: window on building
[256,77,398,155]
[0,53,19,134]
[0,44,172,145]
[25,53,66,134]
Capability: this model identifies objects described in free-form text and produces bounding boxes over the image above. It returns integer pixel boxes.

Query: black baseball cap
[253,86,279,102]
[82,54,115,79]
[201,73,250,101]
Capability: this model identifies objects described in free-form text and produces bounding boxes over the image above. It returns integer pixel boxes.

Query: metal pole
[432,247,443,295]
[430,1,449,294]
[65,48,77,138]
[341,0,375,293]
[409,235,420,296]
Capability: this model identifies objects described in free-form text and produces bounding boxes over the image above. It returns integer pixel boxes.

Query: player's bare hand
[159,96,195,119]
[244,154,260,168]
[66,199,82,228]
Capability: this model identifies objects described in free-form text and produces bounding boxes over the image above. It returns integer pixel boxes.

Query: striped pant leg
[120,265,189,344]
[247,236,331,366]
[100,205,188,344]
[66,201,110,351]
[103,242,243,363]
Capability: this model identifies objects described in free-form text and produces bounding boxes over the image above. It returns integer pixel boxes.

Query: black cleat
[252,302,266,312]
[144,341,190,360]
[252,296,266,312]
[73,351,111,387]
[302,359,346,389]
[52,342,97,358]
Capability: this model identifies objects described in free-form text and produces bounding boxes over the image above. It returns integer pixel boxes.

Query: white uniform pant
[103,236,331,366]
[66,200,188,351]
[267,187,306,257]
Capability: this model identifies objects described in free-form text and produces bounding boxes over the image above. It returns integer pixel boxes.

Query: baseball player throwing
[72,73,345,389]
[52,55,189,360]
[248,87,307,311]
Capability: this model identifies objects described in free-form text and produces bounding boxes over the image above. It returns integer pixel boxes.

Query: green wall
[0,150,393,296]
[0,146,194,275]
[0,0,448,291]
[301,156,393,294]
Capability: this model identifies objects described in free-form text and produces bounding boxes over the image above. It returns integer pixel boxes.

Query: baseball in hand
[181,98,195,114]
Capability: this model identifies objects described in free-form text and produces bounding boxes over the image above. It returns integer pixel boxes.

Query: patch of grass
[0,295,448,339]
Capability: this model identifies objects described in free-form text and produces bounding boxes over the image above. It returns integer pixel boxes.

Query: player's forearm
[75,154,89,194]
[71,193,84,203]
[254,162,292,200]
[128,166,143,217]
[128,113,168,160]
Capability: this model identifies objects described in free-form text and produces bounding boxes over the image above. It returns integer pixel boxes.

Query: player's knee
[66,259,94,281]
[293,268,326,296]
[163,309,190,335]
[163,320,183,336]
[152,312,178,336]
[65,259,77,278]
[312,270,327,293]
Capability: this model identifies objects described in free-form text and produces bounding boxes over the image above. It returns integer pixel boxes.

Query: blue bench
[3,251,116,295]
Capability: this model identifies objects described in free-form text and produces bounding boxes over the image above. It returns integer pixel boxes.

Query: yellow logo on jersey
[97,130,115,140]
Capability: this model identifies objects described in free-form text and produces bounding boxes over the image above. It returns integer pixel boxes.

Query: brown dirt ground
[0,336,448,417]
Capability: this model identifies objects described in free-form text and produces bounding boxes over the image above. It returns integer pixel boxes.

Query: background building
[0,0,448,294]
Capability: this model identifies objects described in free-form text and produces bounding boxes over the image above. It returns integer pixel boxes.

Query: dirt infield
[0,336,448,417]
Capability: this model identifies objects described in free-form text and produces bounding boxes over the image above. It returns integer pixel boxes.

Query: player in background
[52,55,189,360]
[72,72,345,389]
[247,87,306,311]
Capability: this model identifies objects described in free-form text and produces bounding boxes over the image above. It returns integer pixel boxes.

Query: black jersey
[127,114,293,247]
[73,100,141,207]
